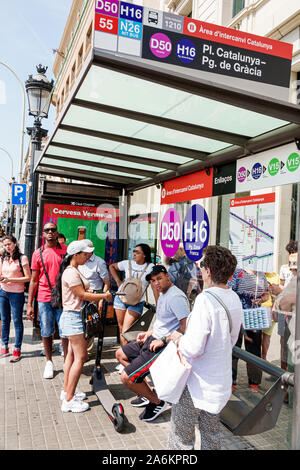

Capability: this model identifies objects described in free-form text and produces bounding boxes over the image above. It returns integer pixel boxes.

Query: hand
[270,284,282,296]
[149,339,164,352]
[98,298,103,310]
[0,277,9,284]
[136,332,148,345]
[27,305,34,322]
[170,331,182,345]
[104,291,112,303]
[244,335,253,344]
[252,298,261,306]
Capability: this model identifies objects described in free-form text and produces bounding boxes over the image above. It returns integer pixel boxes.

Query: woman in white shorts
[54,240,111,413]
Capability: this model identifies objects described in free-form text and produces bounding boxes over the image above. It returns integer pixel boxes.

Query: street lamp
[24,64,54,262]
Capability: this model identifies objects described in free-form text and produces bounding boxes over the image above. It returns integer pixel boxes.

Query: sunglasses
[44,228,57,233]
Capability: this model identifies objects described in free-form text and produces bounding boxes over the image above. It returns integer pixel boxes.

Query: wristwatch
[160,336,167,345]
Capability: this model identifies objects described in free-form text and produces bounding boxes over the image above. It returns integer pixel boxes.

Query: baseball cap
[67,240,94,256]
[145,265,168,281]
[83,239,94,248]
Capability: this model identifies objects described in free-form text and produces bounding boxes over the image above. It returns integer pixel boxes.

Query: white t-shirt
[179,286,243,415]
[152,285,190,339]
[117,260,154,301]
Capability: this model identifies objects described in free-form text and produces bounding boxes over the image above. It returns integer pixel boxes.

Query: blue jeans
[0,289,25,351]
[38,302,65,338]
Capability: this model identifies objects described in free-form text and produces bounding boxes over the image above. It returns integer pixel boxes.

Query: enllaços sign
[160,208,181,257]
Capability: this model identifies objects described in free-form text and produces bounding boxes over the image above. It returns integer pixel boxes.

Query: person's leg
[232,328,243,384]
[167,386,196,450]
[245,330,262,385]
[262,332,271,361]
[114,309,126,346]
[121,309,141,345]
[120,370,160,404]
[0,290,10,351]
[38,302,55,362]
[8,292,25,351]
[55,309,68,360]
[63,340,74,393]
[65,333,87,402]
[198,409,221,450]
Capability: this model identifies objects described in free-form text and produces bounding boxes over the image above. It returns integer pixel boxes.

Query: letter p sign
[12,184,27,205]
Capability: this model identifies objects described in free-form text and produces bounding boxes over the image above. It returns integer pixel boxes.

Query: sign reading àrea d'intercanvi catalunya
[94,0,292,99]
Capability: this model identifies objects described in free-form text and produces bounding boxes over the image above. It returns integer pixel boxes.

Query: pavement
[0,318,293,451]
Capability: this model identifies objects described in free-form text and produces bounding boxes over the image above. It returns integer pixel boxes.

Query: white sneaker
[43,360,54,379]
[115,363,125,374]
[60,389,87,401]
[61,396,90,413]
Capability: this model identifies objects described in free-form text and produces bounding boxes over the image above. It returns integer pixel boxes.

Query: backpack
[116,260,149,306]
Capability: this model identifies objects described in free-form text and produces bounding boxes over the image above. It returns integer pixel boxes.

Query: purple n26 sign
[183,204,209,261]
[160,208,181,258]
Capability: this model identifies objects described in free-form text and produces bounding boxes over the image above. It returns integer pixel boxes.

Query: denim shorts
[113,296,144,315]
[38,302,65,338]
[60,310,84,337]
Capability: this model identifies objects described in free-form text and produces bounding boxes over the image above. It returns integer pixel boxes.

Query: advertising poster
[128,213,158,263]
[42,202,120,267]
[229,193,275,272]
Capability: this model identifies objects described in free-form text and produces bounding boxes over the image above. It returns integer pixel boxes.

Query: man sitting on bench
[115,265,189,422]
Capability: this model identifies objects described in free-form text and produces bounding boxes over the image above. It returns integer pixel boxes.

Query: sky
[0,0,73,209]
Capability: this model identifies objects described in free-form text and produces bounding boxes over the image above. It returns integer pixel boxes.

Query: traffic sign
[12,184,27,205]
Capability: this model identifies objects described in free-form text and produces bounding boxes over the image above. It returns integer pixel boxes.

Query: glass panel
[42,158,141,179]
[46,145,163,172]
[76,65,288,137]
[64,105,228,153]
[52,129,192,164]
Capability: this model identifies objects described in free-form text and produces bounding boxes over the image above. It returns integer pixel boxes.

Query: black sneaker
[130,395,150,407]
[140,400,167,422]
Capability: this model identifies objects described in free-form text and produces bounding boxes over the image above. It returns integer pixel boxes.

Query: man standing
[27,222,67,379]
[115,265,189,422]
[78,239,110,358]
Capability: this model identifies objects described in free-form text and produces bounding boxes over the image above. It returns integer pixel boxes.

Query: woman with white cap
[53,240,112,413]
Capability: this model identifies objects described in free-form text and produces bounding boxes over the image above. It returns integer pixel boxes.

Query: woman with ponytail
[0,235,31,362]
[54,240,112,413]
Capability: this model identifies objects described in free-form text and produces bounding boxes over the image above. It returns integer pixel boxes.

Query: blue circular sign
[251,162,262,180]
[176,38,196,63]
[183,204,209,261]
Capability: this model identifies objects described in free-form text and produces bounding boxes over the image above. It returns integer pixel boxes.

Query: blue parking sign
[12,184,27,205]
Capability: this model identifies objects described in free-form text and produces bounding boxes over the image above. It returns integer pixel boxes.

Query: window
[232,0,245,17]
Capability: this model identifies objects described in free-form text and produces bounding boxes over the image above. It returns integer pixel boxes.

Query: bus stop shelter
[35,42,300,448]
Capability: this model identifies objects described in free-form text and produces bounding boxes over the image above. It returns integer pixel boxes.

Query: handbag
[81,301,103,340]
[149,340,192,404]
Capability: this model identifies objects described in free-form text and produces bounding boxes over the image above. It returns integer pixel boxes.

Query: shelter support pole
[292,191,300,449]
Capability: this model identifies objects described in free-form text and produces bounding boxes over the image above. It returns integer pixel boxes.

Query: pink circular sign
[160,208,181,258]
[149,33,172,59]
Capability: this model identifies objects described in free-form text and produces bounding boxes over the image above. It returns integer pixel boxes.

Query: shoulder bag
[149,289,233,404]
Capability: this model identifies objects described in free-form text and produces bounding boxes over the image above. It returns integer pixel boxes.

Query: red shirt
[31,244,67,302]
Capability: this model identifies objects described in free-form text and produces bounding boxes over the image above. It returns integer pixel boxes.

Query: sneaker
[130,395,150,407]
[115,363,125,374]
[249,384,260,393]
[60,389,87,401]
[10,350,21,362]
[43,360,54,379]
[140,400,167,422]
[61,396,90,413]
[0,347,9,358]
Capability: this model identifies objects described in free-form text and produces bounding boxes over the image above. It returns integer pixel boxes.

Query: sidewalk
[0,319,292,450]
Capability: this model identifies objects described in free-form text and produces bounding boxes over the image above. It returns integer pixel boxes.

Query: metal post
[24,119,47,263]
[291,194,300,449]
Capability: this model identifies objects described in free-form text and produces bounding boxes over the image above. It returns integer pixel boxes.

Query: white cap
[82,239,94,248]
[67,240,94,256]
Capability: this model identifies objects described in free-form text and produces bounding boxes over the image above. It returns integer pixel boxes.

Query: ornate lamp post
[24,65,54,262]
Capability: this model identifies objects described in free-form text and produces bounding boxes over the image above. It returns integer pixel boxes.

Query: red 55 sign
[95,13,119,35]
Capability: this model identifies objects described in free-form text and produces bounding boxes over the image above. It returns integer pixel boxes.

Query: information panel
[94,0,293,99]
